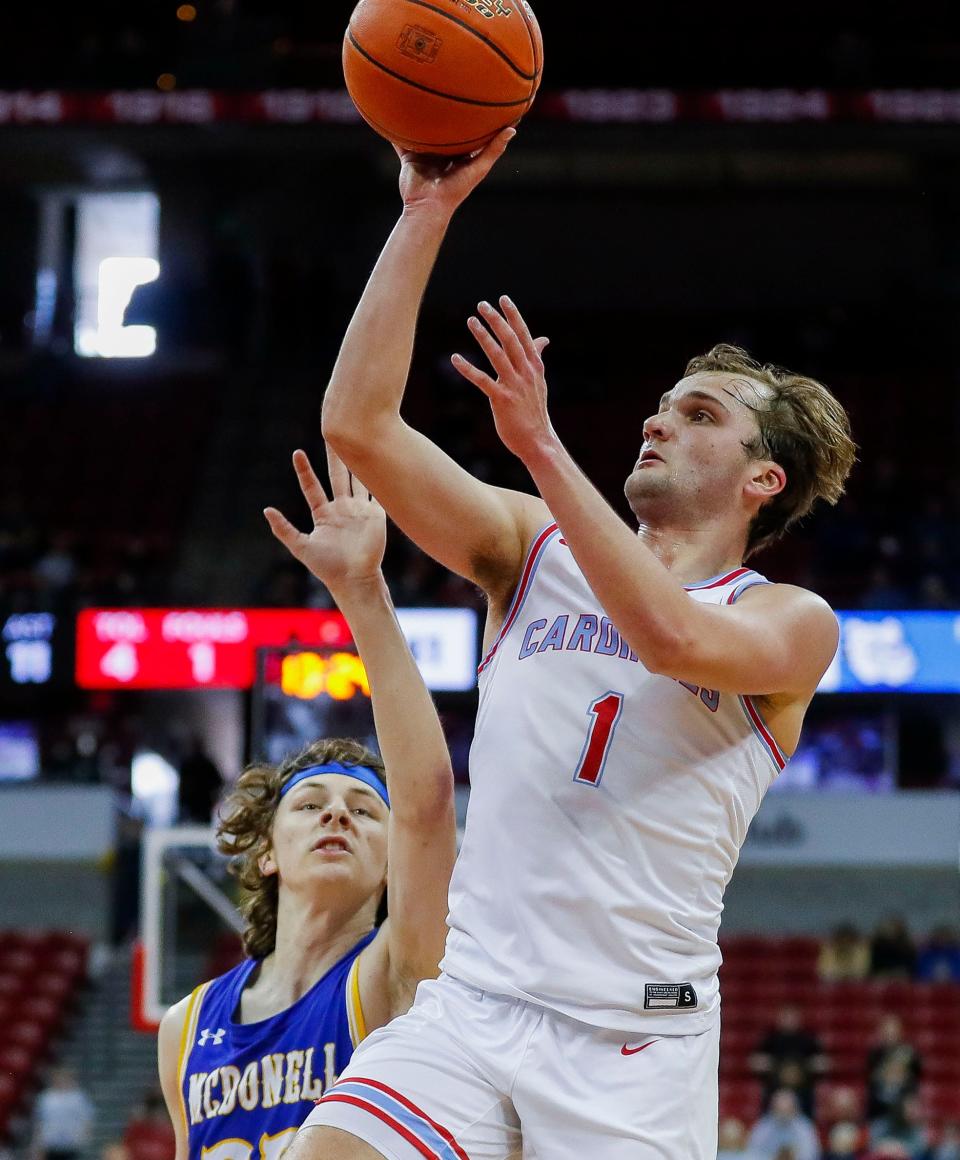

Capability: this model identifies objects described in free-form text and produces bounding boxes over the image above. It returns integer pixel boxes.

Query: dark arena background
[1,4,960,1159]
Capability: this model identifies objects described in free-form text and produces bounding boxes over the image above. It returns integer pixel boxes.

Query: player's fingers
[325,443,352,500]
[468,314,513,379]
[350,471,370,503]
[478,301,527,372]
[499,296,541,362]
[480,127,516,163]
[464,127,515,180]
[291,450,329,517]
[264,507,306,557]
[534,336,550,357]
[451,353,495,397]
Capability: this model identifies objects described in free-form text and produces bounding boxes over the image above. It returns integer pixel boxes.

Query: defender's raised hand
[452,295,553,462]
[264,447,386,595]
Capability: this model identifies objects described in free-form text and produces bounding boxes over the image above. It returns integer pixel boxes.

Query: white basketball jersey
[441,522,788,1035]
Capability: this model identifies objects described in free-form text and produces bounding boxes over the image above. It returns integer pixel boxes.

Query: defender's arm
[157,997,190,1160]
[265,449,457,1024]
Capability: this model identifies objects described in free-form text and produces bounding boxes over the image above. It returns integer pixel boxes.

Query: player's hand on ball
[397,128,516,217]
[451,295,553,461]
[264,447,386,593]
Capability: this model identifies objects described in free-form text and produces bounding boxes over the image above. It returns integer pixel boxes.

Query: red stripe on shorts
[346,1077,471,1160]
[319,1092,442,1160]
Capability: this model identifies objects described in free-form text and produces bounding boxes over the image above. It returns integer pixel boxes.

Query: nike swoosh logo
[620,1039,659,1056]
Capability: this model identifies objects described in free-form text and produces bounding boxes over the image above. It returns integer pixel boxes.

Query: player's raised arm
[451,296,850,705]
[321,131,549,595]
[265,447,456,1015]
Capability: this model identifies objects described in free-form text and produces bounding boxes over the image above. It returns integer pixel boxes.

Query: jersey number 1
[574,691,624,786]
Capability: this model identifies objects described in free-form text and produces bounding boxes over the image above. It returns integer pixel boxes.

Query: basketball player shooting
[157,447,457,1160]
[288,130,856,1159]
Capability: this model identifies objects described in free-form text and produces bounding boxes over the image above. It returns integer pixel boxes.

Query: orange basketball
[343,0,543,156]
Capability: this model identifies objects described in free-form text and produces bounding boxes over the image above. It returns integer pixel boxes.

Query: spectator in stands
[933,1122,960,1160]
[869,1057,918,1126]
[746,1088,821,1160]
[824,1122,862,1160]
[860,563,911,610]
[718,1116,749,1158]
[869,917,917,979]
[820,1086,868,1155]
[100,1145,129,1160]
[33,533,77,598]
[30,1066,95,1160]
[862,1144,911,1160]
[869,1094,931,1159]
[122,1086,175,1160]
[176,735,223,825]
[818,923,871,982]
[750,1004,829,1117]
[867,1016,922,1119]
[916,573,956,610]
[914,925,960,982]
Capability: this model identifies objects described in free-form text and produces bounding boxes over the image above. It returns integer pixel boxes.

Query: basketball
[343,0,543,155]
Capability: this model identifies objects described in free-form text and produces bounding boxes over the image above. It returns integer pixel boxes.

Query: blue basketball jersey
[177,930,375,1160]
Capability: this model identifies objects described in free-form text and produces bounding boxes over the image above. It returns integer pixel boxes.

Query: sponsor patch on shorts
[643,983,698,1009]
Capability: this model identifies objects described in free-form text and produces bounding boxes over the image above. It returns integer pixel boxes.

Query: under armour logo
[197,1027,226,1047]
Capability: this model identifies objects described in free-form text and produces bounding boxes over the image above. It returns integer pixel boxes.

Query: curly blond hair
[684,344,856,556]
[216,738,386,959]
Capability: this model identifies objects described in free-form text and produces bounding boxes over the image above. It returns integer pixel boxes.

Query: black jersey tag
[644,982,698,1009]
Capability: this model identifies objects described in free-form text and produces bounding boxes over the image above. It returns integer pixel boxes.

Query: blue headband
[280,762,390,808]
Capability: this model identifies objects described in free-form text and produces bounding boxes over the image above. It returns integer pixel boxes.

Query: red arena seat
[0,949,38,975]
[47,949,87,980]
[0,974,24,1000]
[45,931,90,956]
[777,935,822,959]
[0,1072,19,1105]
[828,1050,868,1079]
[925,1084,960,1121]
[124,1118,177,1160]
[820,1026,869,1054]
[4,1019,47,1055]
[924,1054,960,1082]
[32,973,73,1003]
[0,1044,36,1085]
[8,932,52,956]
[720,1080,763,1123]
[17,996,61,1034]
[721,936,772,962]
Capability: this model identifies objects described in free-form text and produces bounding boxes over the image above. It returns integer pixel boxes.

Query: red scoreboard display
[76,608,353,690]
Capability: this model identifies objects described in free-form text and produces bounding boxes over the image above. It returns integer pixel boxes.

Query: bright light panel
[131,750,179,827]
[74,192,160,358]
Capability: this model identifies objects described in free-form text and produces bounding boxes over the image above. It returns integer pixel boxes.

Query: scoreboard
[75,608,351,690]
[75,607,479,692]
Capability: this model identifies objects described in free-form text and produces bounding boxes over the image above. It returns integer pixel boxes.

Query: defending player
[285,129,857,1160]
[157,447,456,1160]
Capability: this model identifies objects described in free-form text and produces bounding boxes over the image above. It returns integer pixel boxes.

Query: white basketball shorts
[298,972,720,1160]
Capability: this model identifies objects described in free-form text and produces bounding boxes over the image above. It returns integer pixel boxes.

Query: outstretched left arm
[452,297,838,697]
[266,448,456,1020]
